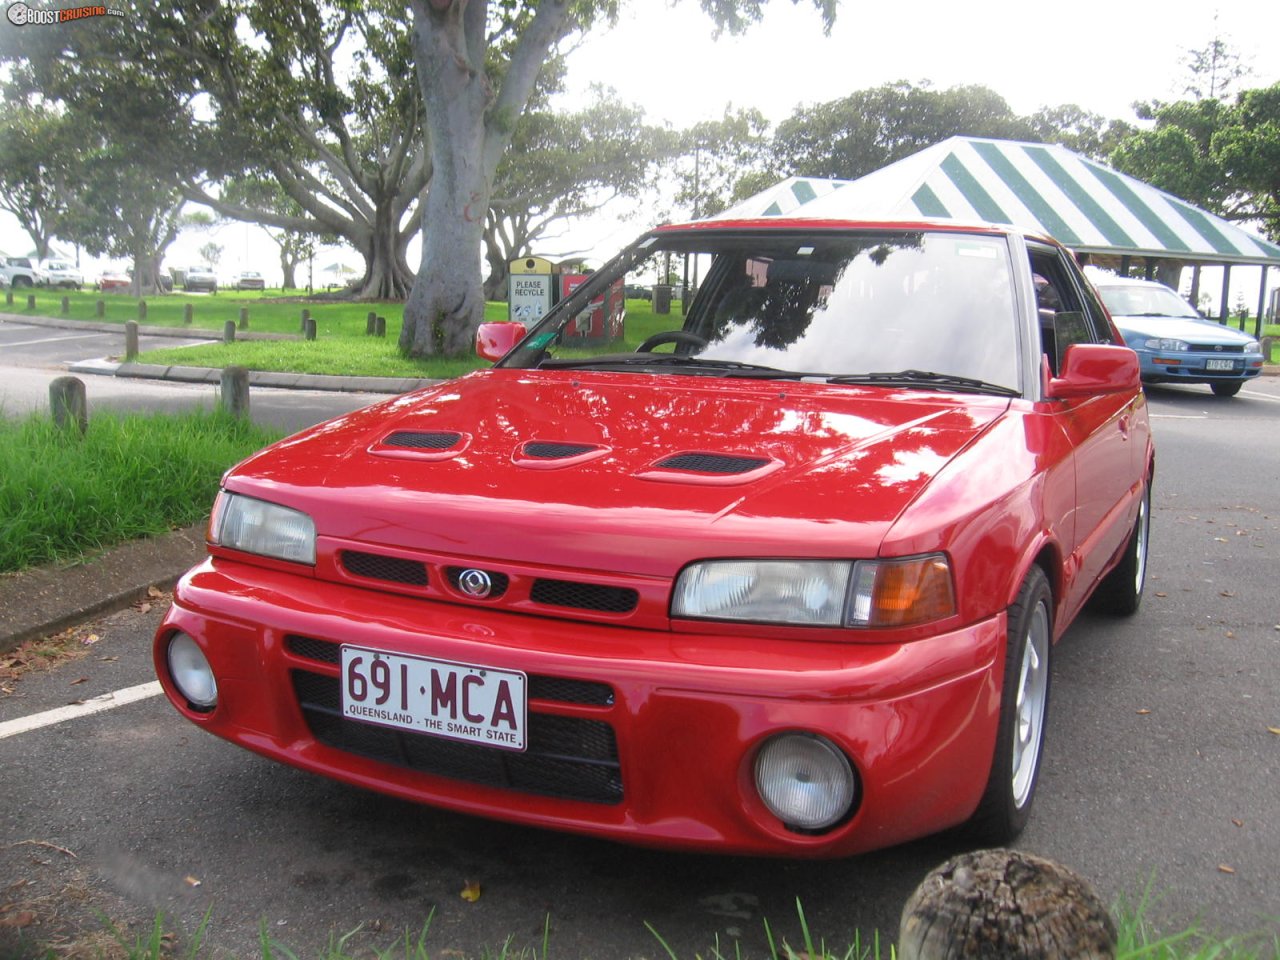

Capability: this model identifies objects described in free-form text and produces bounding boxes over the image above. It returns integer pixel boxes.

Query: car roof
[1085,271,1172,291]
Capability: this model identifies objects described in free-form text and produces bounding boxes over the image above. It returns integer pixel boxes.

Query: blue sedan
[1092,274,1264,398]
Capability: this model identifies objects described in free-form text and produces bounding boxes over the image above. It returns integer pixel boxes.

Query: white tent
[713,137,1280,268]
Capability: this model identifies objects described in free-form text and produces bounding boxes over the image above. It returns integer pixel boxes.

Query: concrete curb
[0,522,208,655]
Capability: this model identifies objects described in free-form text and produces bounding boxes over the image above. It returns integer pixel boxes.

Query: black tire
[966,566,1052,844]
[13,276,32,288]
[1210,381,1242,397]
[1092,481,1150,616]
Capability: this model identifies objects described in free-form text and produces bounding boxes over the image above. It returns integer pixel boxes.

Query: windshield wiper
[824,369,1020,397]
[539,354,795,376]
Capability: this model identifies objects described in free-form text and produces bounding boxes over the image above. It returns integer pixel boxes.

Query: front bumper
[1139,351,1263,385]
[155,557,1006,857]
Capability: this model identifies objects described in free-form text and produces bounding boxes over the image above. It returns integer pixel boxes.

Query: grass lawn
[0,410,281,574]
[6,287,706,379]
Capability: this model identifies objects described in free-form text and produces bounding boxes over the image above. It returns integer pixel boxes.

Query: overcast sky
[562,1,1280,128]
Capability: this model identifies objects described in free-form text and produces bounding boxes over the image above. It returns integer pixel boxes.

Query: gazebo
[714,137,1280,336]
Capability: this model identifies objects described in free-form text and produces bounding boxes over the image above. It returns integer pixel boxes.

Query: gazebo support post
[1219,265,1232,324]
[1190,265,1202,308]
[1256,266,1269,339]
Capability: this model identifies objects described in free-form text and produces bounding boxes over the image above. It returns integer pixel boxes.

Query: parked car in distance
[38,259,84,289]
[1090,272,1263,397]
[1,256,38,288]
[156,218,1153,858]
[623,283,652,301]
[97,271,132,293]
[236,270,266,291]
[183,265,218,293]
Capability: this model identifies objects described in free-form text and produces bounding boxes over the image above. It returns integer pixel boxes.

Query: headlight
[211,492,316,564]
[672,555,954,628]
[1244,340,1261,353]
[1142,338,1189,351]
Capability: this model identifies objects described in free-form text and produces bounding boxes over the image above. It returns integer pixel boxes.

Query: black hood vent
[523,442,599,459]
[383,430,463,450]
[655,453,771,474]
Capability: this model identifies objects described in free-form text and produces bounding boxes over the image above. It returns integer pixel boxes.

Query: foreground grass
[78,897,1279,960]
[0,410,281,574]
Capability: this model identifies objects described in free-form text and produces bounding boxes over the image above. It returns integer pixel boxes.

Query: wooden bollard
[300,307,311,332]
[366,310,377,335]
[96,299,105,318]
[374,315,386,337]
[49,376,88,435]
[1262,335,1275,364]
[223,320,236,344]
[899,849,1116,960]
[138,300,147,321]
[4,289,12,306]
[219,365,250,420]
[183,303,193,325]
[27,294,36,310]
[125,320,139,361]
[239,306,249,330]
[61,296,70,314]
[303,317,317,341]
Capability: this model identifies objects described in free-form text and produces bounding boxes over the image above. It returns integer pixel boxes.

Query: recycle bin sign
[508,257,558,329]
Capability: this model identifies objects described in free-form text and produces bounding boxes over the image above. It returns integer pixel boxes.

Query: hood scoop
[639,451,782,486]
[371,430,469,461]
[514,441,610,469]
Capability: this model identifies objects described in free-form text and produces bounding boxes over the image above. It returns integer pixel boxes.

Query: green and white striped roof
[713,137,1280,266]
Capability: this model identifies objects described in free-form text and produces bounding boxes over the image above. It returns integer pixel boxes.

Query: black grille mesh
[656,453,770,474]
[523,442,598,459]
[530,579,638,613]
[290,671,622,804]
[382,431,462,450]
[342,551,428,586]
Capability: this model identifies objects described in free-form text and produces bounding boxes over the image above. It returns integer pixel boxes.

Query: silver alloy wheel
[1011,600,1050,809]
[1132,493,1149,597]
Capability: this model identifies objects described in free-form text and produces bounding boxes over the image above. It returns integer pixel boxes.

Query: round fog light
[166,632,218,710]
[754,734,856,831]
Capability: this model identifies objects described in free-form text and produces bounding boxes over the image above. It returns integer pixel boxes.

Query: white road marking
[2,333,108,347]
[0,681,163,740]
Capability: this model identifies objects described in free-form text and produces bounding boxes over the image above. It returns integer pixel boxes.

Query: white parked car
[38,259,84,290]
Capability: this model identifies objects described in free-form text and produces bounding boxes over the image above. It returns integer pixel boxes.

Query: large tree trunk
[280,250,297,291]
[356,199,416,301]
[404,0,572,357]
[403,1,490,356]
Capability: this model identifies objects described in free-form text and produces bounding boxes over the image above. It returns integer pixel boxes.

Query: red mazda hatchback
[155,219,1153,857]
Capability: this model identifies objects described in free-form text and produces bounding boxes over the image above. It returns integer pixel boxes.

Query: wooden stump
[898,849,1116,960]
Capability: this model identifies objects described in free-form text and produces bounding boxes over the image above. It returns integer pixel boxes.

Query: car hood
[226,370,1009,576]
[1114,315,1257,346]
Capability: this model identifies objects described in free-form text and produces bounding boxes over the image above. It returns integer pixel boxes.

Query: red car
[155,219,1153,857]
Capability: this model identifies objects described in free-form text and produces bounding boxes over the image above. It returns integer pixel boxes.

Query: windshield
[504,229,1021,392]
[1098,284,1200,319]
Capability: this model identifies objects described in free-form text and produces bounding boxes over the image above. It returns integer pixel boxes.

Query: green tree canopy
[769,81,1036,181]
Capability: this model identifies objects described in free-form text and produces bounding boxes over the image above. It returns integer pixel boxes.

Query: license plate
[1205,358,1235,371]
[340,646,527,751]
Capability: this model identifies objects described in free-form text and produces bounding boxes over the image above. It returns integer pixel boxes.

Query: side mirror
[1046,343,1141,400]
[475,321,525,363]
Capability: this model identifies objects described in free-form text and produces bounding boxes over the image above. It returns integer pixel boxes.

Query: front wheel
[966,566,1052,844]
[1092,481,1150,616]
